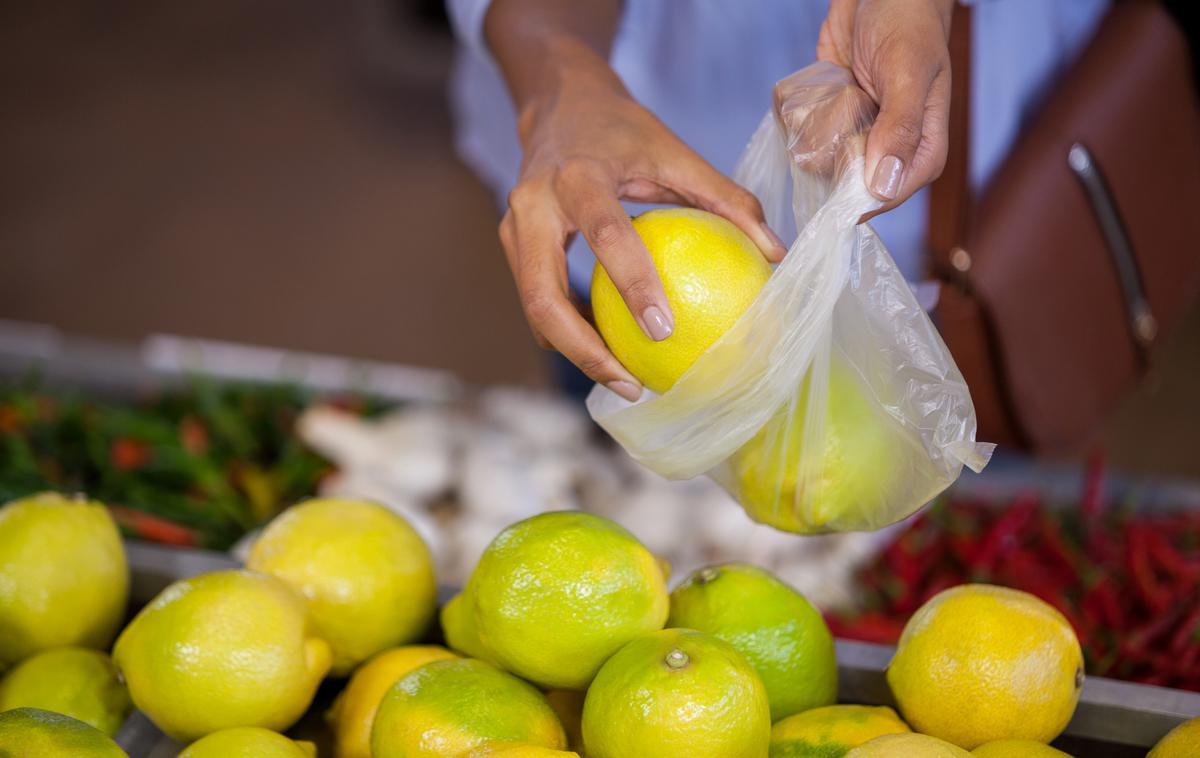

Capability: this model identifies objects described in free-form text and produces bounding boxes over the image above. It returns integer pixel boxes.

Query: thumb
[863,60,947,206]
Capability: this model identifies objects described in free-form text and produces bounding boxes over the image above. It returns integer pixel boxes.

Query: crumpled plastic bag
[587,63,993,534]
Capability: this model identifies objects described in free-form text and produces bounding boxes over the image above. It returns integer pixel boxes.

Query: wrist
[514,38,627,145]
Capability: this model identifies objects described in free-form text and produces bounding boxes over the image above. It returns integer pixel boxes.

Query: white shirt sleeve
[445,0,495,58]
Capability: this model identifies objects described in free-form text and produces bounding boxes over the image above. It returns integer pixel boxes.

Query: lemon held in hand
[582,628,770,758]
[327,645,458,758]
[887,584,1083,749]
[669,562,836,721]
[177,727,316,758]
[113,569,332,743]
[370,658,567,758]
[458,511,669,689]
[0,647,131,736]
[769,705,910,758]
[247,498,437,675]
[592,208,772,394]
[0,492,128,668]
[0,707,128,758]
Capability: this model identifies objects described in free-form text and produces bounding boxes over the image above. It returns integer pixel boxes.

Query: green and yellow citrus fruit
[0,492,128,668]
[327,645,458,758]
[440,592,497,665]
[592,208,772,394]
[456,511,669,689]
[113,569,331,743]
[176,727,316,758]
[582,628,770,758]
[972,740,1073,757]
[370,658,566,758]
[845,733,972,757]
[1149,716,1200,758]
[887,584,1083,749]
[0,647,131,736]
[730,358,900,533]
[668,563,836,720]
[247,498,437,675]
[0,707,127,758]
[769,705,910,757]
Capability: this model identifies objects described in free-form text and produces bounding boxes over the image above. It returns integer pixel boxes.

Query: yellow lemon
[1149,716,1200,758]
[247,498,437,675]
[0,647,131,736]
[176,727,316,758]
[458,511,668,689]
[845,733,972,757]
[582,628,770,758]
[730,357,901,534]
[0,707,128,758]
[327,645,458,758]
[0,493,128,667]
[370,658,566,758]
[592,208,772,393]
[770,705,911,757]
[668,563,836,721]
[972,740,1073,757]
[887,584,1084,749]
[113,569,331,743]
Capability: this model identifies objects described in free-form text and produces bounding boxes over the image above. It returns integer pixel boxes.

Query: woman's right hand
[487,9,786,401]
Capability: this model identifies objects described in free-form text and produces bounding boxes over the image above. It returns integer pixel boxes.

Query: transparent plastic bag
[586,63,993,534]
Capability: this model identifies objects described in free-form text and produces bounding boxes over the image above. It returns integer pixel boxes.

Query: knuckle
[734,187,765,217]
[886,119,924,153]
[575,351,611,381]
[618,274,655,306]
[555,157,602,190]
[586,215,627,250]
[506,182,539,213]
[522,292,560,326]
[497,214,515,247]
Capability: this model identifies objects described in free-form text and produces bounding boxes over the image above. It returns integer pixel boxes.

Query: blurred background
[2,0,1200,697]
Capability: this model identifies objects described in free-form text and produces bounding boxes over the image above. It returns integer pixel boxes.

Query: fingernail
[761,222,788,257]
[870,155,904,200]
[607,380,642,402]
[641,305,674,342]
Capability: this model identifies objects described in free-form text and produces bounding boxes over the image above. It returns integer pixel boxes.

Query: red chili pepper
[970,492,1039,571]
[179,415,209,455]
[1128,525,1172,614]
[106,505,198,547]
[1145,528,1200,582]
[110,437,152,471]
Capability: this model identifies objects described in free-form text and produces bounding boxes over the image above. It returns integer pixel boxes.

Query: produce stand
[115,542,1200,758]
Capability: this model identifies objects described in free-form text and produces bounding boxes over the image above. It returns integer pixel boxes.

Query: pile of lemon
[1,491,1197,758]
[0,211,1196,757]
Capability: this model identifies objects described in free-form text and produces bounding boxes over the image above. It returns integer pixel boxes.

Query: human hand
[802,0,955,215]
[499,40,787,401]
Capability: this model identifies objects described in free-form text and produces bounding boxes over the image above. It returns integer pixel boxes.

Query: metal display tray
[116,542,1200,757]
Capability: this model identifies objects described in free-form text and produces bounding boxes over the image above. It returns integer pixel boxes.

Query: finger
[505,191,643,401]
[555,159,676,342]
[663,152,789,262]
[863,53,945,206]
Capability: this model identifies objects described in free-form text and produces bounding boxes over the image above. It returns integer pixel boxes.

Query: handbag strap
[927,1,973,280]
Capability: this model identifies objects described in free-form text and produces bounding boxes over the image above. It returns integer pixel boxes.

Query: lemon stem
[665,649,689,670]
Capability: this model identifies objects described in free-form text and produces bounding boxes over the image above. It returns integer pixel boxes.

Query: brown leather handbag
[930,0,1200,454]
